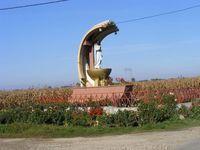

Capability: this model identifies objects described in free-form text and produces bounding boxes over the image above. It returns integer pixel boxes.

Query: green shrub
[162,95,177,118]
[43,110,66,125]
[12,107,31,123]
[0,110,13,124]
[27,108,46,124]
[190,106,200,119]
[138,95,177,125]
[97,111,138,127]
[70,111,91,127]
[98,113,117,127]
[113,110,138,127]
[96,113,113,127]
[27,107,66,125]
[0,107,32,124]
[138,101,159,125]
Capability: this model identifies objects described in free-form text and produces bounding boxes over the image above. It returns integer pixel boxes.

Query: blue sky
[0,0,200,89]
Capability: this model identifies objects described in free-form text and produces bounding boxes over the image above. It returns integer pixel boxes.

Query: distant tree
[131,78,135,82]
[138,80,149,82]
[151,78,163,81]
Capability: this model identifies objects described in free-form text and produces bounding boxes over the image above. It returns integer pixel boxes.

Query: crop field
[132,77,200,103]
[0,88,72,109]
[0,77,200,108]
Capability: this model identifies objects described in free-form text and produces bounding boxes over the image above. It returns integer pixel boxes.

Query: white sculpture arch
[78,20,119,87]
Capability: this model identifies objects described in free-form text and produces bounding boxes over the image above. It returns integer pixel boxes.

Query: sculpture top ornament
[77,20,119,87]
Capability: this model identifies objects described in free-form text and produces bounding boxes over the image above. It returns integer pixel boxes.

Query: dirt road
[1,127,200,150]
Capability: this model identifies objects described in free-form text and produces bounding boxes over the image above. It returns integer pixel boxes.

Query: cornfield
[0,77,200,109]
[132,77,200,103]
[0,88,71,109]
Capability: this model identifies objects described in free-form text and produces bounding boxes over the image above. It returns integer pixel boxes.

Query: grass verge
[0,119,200,138]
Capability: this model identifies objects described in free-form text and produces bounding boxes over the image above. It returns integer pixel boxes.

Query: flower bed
[0,95,199,127]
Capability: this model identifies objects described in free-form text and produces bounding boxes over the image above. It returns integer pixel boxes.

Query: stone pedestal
[70,85,134,106]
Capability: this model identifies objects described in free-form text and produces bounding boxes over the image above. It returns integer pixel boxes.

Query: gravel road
[0,127,200,150]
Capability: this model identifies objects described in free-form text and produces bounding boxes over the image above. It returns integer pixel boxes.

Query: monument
[70,20,134,106]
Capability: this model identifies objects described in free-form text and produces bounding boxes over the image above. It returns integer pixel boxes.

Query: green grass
[0,119,200,138]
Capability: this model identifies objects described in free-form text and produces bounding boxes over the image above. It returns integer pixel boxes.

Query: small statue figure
[94,42,103,69]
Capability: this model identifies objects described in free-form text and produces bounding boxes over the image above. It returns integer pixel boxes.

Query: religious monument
[77,20,117,87]
[71,20,134,106]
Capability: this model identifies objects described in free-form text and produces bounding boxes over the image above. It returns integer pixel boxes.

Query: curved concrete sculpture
[78,20,119,87]
[71,21,134,105]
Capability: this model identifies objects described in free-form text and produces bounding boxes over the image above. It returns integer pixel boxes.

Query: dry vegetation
[0,88,72,109]
[132,77,200,103]
[1,77,200,109]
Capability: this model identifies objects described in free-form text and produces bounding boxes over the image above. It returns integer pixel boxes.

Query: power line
[0,0,70,11]
[117,3,200,24]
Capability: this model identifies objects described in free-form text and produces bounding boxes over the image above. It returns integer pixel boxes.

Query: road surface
[1,127,200,150]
